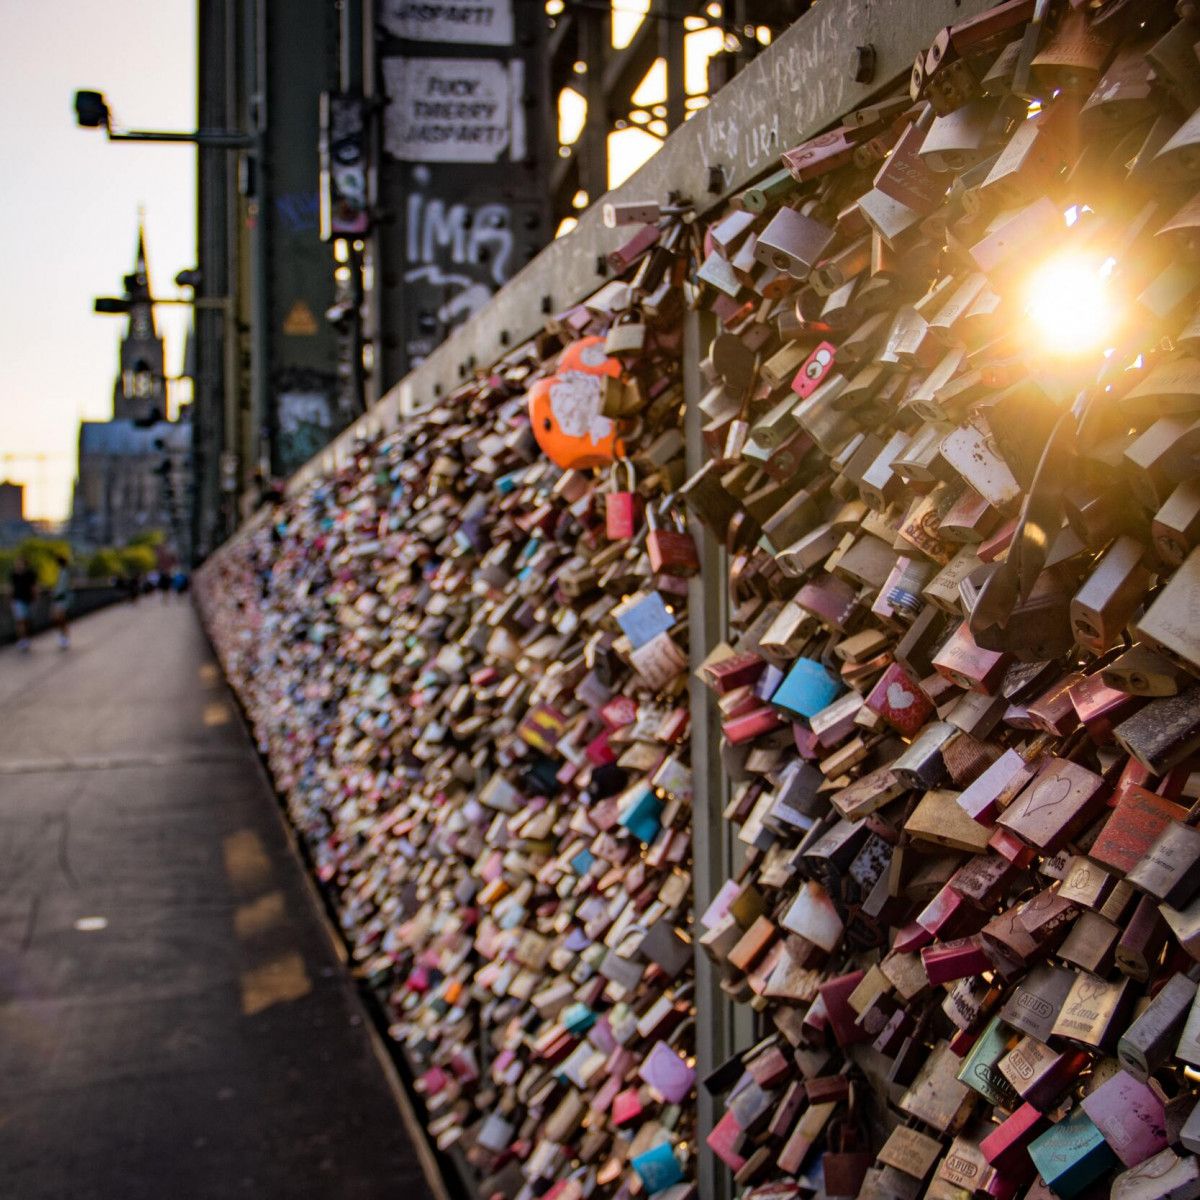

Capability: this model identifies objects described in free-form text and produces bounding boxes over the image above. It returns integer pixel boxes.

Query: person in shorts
[10,555,37,652]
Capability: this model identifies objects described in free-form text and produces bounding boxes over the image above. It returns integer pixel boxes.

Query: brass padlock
[603,307,647,358]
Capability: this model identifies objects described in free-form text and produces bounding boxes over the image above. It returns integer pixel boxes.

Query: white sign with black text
[382,57,525,163]
[378,0,514,46]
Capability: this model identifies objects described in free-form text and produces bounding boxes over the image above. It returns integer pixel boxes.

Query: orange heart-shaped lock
[528,336,625,470]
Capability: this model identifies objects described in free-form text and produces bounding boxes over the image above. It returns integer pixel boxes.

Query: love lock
[822,1114,873,1197]
[605,459,643,541]
[646,497,699,577]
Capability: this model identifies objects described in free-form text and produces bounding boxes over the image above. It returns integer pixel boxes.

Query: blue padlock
[562,1001,596,1035]
[771,656,844,719]
[618,785,663,844]
[1029,1108,1118,1199]
[614,591,676,650]
[631,1142,685,1194]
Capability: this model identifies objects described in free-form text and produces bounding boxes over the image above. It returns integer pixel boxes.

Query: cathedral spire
[128,209,154,314]
[114,212,166,422]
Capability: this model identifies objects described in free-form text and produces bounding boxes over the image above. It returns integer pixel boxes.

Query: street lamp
[93,294,231,314]
[76,87,267,557]
[74,90,253,149]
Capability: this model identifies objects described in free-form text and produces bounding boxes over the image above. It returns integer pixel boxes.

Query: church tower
[113,219,167,422]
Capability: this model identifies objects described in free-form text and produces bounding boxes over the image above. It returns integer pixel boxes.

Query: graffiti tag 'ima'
[404,190,514,325]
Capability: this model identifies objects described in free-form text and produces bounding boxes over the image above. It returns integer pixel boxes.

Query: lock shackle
[613,922,649,956]
[609,458,636,492]
[647,493,687,533]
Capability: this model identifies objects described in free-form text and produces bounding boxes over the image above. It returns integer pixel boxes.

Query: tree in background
[0,538,73,586]
[84,548,124,579]
[117,544,157,578]
[2,532,169,587]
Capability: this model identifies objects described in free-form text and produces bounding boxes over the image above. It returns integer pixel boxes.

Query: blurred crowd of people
[6,554,189,653]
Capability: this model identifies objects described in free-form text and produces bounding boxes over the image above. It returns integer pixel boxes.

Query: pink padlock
[605,459,643,540]
[611,1087,644,1125]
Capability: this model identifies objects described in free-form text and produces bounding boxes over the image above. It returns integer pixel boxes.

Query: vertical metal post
[361,0,383,410]
[660,0,686,133]
[684,306,741,1200]
[223,0,244,533]
[251,0,272,484]
[578,5,609,207]
[339,0,367,421]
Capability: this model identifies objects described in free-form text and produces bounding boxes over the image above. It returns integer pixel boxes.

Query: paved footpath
[0,600,436,1200]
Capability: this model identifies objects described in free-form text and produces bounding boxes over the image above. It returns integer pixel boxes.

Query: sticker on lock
[791,340,837,399]
[528,336,625,469]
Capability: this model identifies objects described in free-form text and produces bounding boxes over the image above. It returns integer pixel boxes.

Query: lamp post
[75,88,266,558]
[74,90,252,149]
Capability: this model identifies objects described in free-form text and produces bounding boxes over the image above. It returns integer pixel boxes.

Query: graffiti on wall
[275,193,321,235]
[401,164,517,361]
[275,367,336,473]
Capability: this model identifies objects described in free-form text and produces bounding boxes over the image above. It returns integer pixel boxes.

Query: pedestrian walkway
[0,602,438,1200]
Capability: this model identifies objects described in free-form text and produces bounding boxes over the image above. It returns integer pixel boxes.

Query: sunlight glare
[1023,254,1116,358]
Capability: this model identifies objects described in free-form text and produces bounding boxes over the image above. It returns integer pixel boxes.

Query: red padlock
[822,1115,873,1197]
[647,498,700,577]
[605,460,643,540]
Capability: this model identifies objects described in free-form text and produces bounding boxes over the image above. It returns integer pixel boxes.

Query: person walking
[50,554,72,649]
[9,555,37,652]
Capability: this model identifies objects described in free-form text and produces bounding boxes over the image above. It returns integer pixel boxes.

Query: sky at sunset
[0,1,196,522]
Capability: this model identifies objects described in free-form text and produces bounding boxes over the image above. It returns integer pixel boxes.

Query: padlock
[527,336,624,470]
[606,222,660,273]
[1070,535,1152,653]
[823,1116,874,1196]
[781,126,860,183]
[646,499,699,577]
[604,459,643,541]
[601,372,646,420]
[873,117,945,216]
[1029,6,1115,95]
[919,98,1002,173]
[604,307,648,358]
[754,206,836,278]
[602,200,662,227]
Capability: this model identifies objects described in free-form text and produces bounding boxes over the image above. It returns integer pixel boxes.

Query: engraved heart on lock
[886,682,915,710]
[1022,775,1073,819]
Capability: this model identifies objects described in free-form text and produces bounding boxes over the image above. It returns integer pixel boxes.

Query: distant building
[70,224,192,558]
[0,481,23,525]
[0,480,35,548]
